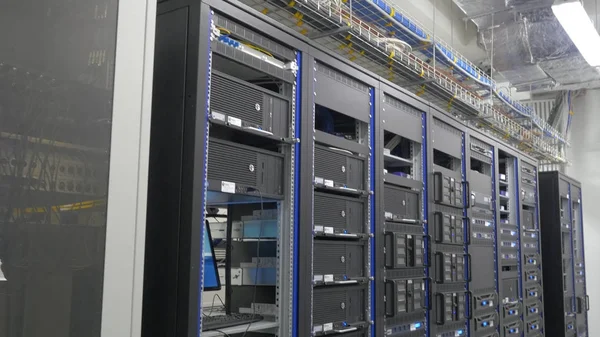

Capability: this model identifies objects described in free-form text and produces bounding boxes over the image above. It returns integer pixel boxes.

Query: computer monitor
[203,220,221,290]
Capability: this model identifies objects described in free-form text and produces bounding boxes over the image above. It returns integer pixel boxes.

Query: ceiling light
[552,1,600,66]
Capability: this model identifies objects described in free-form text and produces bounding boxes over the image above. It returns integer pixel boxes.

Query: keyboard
[202,313,264,331]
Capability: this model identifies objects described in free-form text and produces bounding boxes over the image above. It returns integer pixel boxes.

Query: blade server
[539,172,589,337]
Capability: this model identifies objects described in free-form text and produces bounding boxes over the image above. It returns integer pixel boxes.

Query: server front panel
[310,60,373,337]
[429,117,468,337]
[540,172,589,337]
[519,161,544,337]
[380,90,427,337]
[467,137,498,337]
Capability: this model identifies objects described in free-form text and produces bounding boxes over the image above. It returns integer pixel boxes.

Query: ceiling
[393,0,600,93]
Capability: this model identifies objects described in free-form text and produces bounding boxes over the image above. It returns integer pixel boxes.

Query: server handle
[435,252,444,283]
[463,181,471,208]
[587,295,590,311]
[434,212,444,243]
[465,254,472,282]
[465,216,471,245]
[433,172,443,203]
[424,277,433,310]
[385,280,396,318]
[384,232,395,268]
[423,234,432,267]
[435,293,445,325]
[334,327,358,334]
[466,291,474,320]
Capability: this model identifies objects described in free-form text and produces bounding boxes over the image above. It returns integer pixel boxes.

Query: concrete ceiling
[393,0,600,93]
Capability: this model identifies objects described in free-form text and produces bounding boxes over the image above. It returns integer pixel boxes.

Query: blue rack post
[461,134,470,336]
[369,88,376,337]
[197,9,214,334]
[292,51,302,337]
[421,112,430,337]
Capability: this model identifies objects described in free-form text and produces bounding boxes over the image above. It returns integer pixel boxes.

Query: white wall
[389,0,486,62]
[566,89,600,337]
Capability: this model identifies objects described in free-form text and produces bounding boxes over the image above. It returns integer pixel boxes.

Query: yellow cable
[447,94,456,111]
[217,27,231,35]
[242,42,274,58]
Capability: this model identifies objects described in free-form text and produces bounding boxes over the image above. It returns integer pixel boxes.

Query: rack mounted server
[539,172,589,337]
[144,1,552,336]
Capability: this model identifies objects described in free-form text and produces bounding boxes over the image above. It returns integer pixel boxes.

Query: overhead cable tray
[239,0,567,162]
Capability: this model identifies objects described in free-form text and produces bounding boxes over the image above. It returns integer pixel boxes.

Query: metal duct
[453,0,553,30]
[452,0,510,29]
[540,56,600,85]
[477,6,599,90]
[521,9,576,61]
[478,20,549,85]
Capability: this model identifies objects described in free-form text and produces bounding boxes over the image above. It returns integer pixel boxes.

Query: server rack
[495,150,523,337]
[307,57,375,337]
[539,172,589,337]
[377,83,429,337]
[145,2,302,336]
[518,160,544,337]
[466,136,498,337]
[428,113,469,337]
[145,1,550,336]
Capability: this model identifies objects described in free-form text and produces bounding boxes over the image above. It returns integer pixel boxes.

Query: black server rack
[518,161,544,337]
[539,172,589,337]
[308,59,373,337]
[378,85,428,337]
[145,2,302,336]
[146,1,554,337]
[466,137,499,337]
[496,151,522,337]
[428,116,469,337]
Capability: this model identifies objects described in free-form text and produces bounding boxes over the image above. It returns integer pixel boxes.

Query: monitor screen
[203,220,221,290]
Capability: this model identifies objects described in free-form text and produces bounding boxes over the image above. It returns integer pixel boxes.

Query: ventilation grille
[314,243,349,275]
[383,94,421,119]
[471,139,492,152]
[472,152,492,165]
[436,283,466,294]
[213,13,296,61]
[433,118,462,137]
[315,147,347,183]
[314,194,363,228]
[435,244,464,254]
[386,269,424,280]
[316,62,369,93]
[472,287,497,297]
[207,141,256,186]
[313,291,348,323]
[434,204,463,217]
[212,74,264,126]
[385,223,423,235]
[523,99,555,123]
[314,243,364,276]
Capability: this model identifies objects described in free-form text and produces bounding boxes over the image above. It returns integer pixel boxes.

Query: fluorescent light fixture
[552,1,600,66]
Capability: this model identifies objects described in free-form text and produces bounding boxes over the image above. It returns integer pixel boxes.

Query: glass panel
[0,0,117,336]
